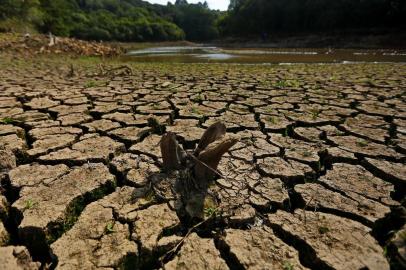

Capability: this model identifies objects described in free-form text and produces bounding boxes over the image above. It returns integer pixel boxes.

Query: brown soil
[0,48,405,270]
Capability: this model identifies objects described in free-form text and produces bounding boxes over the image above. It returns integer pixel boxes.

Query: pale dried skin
[260,114,293,131]
[0,146,16,172]
[108,126,151,143]
[0,134,27,152]
[250,177,290,209]
[328,135,401,159]
[325,147,358,163]
[164,233,229,270]
[0,124,25,137]
[0,246,40,270]
[82,119,121,132]
[269,210,390,270]
[257,157,314,181]
[271,134,324,165]
[29,126,82,140]
[102,112,145,125]
[295,183,391,225]
[221,227,308,270]
[230,137,280,162]
[39,136,125,163]
[0,195,8,220]
[58,113,93,126]
[389,225,406,268]
[12,164,115,250]
[132,204,179,253]
[25,97,60,110]
[363,158,406,186]
[51,201,137,270]
[319,163,396,205]
[0,221,9,246]
[129,134,162,159]
[9,163,70,188]
[27,134,77,157]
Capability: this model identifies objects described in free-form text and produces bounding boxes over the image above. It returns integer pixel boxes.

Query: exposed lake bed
[126,45,406,63]
[0,39,405,269]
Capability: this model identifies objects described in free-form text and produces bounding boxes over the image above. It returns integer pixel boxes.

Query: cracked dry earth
[0,56,405,270]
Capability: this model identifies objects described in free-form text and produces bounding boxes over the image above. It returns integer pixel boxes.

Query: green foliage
[282,261,294,270]
[204,206,217,218]
[221,0,406,37]
[318,226,330,234]
[0,117,16,124]
[84,80,107,88]
[0,0,43,32]
[25,199,38,210]
[105,221,116,234]
[1,0,404,41]
[356,139,369,147]
[169,1,220,41]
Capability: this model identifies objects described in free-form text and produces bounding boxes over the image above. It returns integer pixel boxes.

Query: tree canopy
[0,0,404,42]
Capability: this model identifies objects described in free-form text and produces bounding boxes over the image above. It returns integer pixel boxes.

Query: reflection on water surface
[126,46,406,64]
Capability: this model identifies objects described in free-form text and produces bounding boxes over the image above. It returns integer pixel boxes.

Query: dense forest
[0,0,405,42]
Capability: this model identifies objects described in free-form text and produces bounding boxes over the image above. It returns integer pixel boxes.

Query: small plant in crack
[152,103,161,110]
[301,150,312,157]
[84,81,97,88]
[266,106,273,113]
[203,207,217,218]
[195,93,204,102]
[268,116,278,124]
[309,109,321,120]
[283,128,288,137]
[105,221,116,234]
[318,226,330,234]
[25,199,38,210]
[383,246,388,257]
[334,130,345,136]
[317,160,322,171]
[356,139,369,147]
[148,117,165,135]
[143,190,156,202]
[399,231,406,241]
[190,106,201,115]
[282,261,294,270]
[274,80,288,89]
[0,117,17,124]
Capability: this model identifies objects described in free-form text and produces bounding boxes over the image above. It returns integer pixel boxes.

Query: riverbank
[211,30,406,49]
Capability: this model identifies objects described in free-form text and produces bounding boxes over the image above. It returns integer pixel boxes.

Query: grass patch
[190,106,201,115]
[309,109,320,120]
[84,80,107,88]
[301,150,312,157]
[105,221,116,234]
[0,117,17,124]
[283,261,294,270]
[267,116,278,124]
[356,139,369,147]
[25,199,38,210]
[318,226,330,234]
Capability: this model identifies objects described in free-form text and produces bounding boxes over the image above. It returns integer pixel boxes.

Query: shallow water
[125,46,406,64]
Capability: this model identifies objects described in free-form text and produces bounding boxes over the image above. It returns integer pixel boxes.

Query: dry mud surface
[0,55,405,270]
